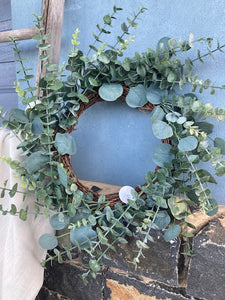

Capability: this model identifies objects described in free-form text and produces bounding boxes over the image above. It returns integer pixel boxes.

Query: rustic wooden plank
[0,43,14,62]
[0,0,11,22]
[0,27,39,43]
[36,0,65,86]
[80,180,121,195]
[0,62,16,89]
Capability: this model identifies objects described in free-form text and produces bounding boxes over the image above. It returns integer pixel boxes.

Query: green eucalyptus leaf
[178,136,198,152]
[57,163,68,188]
[146,84,167,104]
[121,22,129,33]
[24,151,49,174]
[205,198,218,216]
[98,53,110,64]
[55,133,76,155]
[152,121,173,139]
[32,117,43,136]
[39,233,58,250]
[103,14,111,25]
[155,196,168,208]
[50,213,70,230]
[19,208,27,221]
[157,37,171,52]
[196,169,217,184]
[49,80,63,91]
[168,196,187,220]
[9,109,29,124]
[167,71,177,83]
[89,259,101,273]
[70,225,97,249]
[99,83,123,101]
[152,143,174,167]
[154,211,171,230]
[196,122,214,135]
[150,106,165,123]
[126,84,148,108]
[166,112,178,123]
[164,224,181,242]
[89,77,100,87]
[214,137,225,155]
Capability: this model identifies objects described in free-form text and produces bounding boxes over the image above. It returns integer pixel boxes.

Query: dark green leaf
[196,122,214,135]
[154,211,171,230]
[9,109,29,124]
[32,118,43,136]
[164,224,181,242]
[214,137,225,155]
[70,225,97,249]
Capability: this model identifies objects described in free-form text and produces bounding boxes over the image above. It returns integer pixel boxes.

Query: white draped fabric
[0,129,54,300]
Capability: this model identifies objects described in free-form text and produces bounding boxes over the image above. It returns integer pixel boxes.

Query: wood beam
[0,27,39,43]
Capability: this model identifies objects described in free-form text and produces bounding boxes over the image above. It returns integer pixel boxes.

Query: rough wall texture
[36,206,225,300]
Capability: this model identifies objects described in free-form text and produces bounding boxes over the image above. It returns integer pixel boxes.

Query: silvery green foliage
[1,7,225,284]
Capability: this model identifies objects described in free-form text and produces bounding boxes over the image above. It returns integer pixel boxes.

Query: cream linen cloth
[0,128,54,300]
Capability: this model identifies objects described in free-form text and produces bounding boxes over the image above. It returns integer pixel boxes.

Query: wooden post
[0,27,39,43]
[35,0,65,86]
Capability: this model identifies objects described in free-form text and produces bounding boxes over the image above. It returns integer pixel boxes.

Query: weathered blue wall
[11,0,225,203]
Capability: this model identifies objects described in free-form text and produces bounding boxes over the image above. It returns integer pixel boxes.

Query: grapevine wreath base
[60,83,170,206]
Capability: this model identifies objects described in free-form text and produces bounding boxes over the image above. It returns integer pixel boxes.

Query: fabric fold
[0,128,54,300]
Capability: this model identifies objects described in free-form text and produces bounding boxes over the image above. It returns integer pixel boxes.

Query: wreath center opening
[70,100,159,187]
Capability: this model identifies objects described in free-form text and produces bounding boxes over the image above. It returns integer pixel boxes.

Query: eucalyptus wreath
[1,5,225,283]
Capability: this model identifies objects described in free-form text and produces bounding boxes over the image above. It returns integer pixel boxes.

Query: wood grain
[0,27,39,43]
[79,180,121,195]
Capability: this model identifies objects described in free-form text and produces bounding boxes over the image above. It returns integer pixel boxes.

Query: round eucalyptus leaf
[178,136,198,152]
[24,151,49,174]
[168,197,187,220]
[9,108,29,124]
[146,84,167,104]
[150,106,165,123]
[205,198,218,216]
[50,213,70,230]
[166,113,178,123]
[39,233,58,250]
[177,116,187,124]
[157,37,171,52]
[32,117,43,136]
[214,137,225,155]
[126,84,148,108]
[154,211,171,230]
[55,133,76,155]
[70,225,97,249]
[163,224,181,242]
[152,120,173,139]
[70,210,90,224]
[152,143,174,167]
[99,83,123,101]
